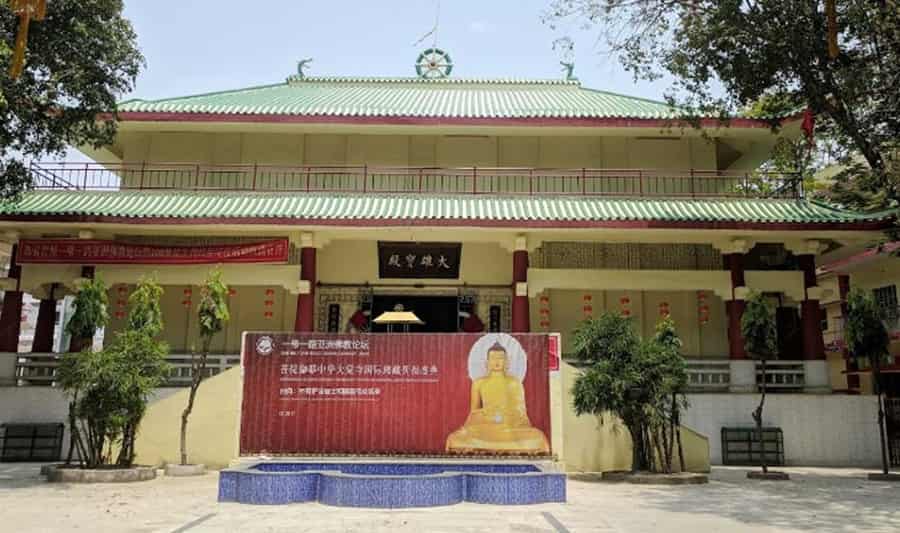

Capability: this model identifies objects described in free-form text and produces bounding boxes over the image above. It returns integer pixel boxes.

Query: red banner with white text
[15,239,289,264]
[240,333,552,456]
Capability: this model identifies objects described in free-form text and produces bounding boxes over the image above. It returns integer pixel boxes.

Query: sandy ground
[0,464,898,533]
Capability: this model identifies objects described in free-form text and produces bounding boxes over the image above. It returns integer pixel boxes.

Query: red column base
[512,295,530,333]
[726,299,747,360]
[32,298,57,353]
[0,290,23,352]
[294,294,315,333]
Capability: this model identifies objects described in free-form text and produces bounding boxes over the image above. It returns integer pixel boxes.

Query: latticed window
[873,285,899,324]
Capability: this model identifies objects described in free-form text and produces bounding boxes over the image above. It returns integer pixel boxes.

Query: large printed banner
[240,333,553,456]
[16,239,289,264]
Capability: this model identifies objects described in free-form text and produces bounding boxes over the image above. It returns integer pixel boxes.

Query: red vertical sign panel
[240,333,552,456]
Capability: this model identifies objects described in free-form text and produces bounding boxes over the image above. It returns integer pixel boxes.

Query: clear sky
[120,0,672,101]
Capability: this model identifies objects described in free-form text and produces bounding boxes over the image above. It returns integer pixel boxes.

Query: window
[873,285,898,317]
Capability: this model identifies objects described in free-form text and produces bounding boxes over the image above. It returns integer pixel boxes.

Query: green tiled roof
[117,77,682,120]
[2,191,891,226]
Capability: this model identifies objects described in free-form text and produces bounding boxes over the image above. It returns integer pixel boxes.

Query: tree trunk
[873,360,890,475]
[751,359,768,474]
[674,393,686,472]
[65,398,77,465]
[629,423,642,473]
[180,340,211,466]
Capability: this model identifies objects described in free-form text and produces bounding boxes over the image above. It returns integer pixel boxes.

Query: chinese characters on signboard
[16,238,290,265]
[377,242,462,279]
[240,332,552,456]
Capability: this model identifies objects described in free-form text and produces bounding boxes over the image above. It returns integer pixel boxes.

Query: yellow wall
[135,366,241,469]
[533,289,728,358]
[131,362,709,472]
[555,362,710,473]
[105,285,296,353]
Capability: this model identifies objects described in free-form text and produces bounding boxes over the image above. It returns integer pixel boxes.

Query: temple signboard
[377,242,461,279]
[240,332,552,456]
[15,238,289,264]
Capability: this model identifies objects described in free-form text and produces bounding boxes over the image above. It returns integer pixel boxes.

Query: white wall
[0,386,181,461]
[684,394,882,467]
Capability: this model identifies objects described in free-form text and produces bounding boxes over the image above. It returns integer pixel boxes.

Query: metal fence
[31,162,804,199]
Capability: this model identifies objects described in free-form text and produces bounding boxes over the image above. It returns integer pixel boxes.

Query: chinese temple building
[0,58,895,470]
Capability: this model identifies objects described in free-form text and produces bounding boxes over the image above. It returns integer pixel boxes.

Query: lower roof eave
[0,214,892,232]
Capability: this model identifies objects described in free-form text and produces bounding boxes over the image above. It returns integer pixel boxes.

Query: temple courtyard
[0,465,897,532]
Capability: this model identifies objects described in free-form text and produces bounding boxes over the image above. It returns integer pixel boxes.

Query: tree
[845,288,892,475]
[544,1,900,213]
[740,291,779,474]
[180,268,229,466]
[113,277,169,466]
[0,0,143,199]
[650,316,689,473]
[569,312,687,473]
[57,276,168,468]
[62,275,108,464]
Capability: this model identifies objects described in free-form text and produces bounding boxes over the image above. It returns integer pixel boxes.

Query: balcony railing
[31,162,804,199]
[5,353,240,388]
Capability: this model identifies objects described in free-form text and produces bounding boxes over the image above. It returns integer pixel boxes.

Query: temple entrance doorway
[371,295,458,332]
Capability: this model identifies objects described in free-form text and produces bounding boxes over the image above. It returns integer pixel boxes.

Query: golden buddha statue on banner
[446,339,549,454]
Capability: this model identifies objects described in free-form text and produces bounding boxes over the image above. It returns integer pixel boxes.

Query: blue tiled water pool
[218,462,566,507]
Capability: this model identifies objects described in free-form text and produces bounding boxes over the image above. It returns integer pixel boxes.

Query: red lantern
[659,301,670,318]
[620,295,631,317]
[698,291,710,325]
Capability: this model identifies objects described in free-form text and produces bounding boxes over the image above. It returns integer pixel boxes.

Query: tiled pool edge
[218,463,566,507]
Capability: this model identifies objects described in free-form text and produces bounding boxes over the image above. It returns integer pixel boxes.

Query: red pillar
[725,252,747,360]
[838,274,860,389]
[511,248,530,332]
[294,246,316,332]
[798,255,825,360]
[32,284,58,353]
[0,244,23,352]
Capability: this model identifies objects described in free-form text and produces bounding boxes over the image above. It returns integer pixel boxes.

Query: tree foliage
[741,291,778,360]
[0,0,143,199]
[65,276,109,352]
[544,1,900,213]
[58,277,169,468]
[569,312,688,473]
[845,287,891,369]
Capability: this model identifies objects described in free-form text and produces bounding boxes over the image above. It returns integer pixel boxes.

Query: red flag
[801,109,815,145]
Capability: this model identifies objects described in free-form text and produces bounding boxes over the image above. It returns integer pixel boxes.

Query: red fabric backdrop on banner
[240,333,552,456]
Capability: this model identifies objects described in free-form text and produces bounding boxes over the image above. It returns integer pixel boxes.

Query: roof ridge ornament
[415,48,453,79]
[560,61,577,82]
[296,58,313,79]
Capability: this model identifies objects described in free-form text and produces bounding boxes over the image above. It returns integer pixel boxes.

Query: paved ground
[1,464,898,532]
